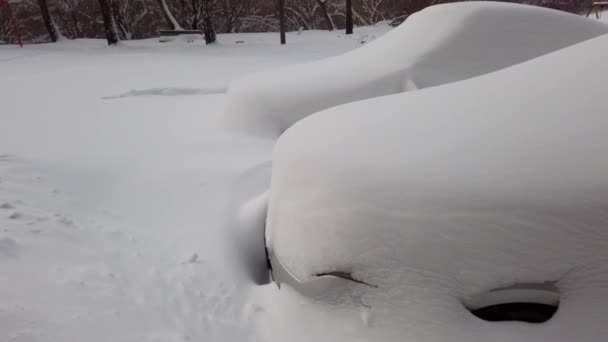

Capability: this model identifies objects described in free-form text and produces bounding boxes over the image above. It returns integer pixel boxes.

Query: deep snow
[2,4,608,342]
[265,27,608,342]
[0,27,388,341]
[223,2,608,138]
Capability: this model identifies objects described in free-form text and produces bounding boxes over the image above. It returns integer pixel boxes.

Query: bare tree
[38,0,59,41]
[359,0,386,23]
[5,0,594,42]
[282,0,340,31]
[285,0,316,30]
[202,0,215,43]
[98,0,119,44]
[218,0,249,32]
[172,0,215,41]
[0,2,26,44]
[176,0,204,30]
[316,0,334,30]
[278,0,286,44]
[345,0,352,34]
[57,0,83,37]
[112,0,149,39]
[54,0,118,39]
[157,0,182,29]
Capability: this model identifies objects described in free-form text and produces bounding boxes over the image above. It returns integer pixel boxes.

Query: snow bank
[223,2,608,138]
[263,32,608,342]
[0,27,398,342]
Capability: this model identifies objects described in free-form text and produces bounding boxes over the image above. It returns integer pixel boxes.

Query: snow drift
[0,27,392,342]
[223,2,608,138]
[261,30,608,342]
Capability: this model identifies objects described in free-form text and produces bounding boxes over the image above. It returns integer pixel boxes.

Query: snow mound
[223,2,608,138]
[263,33,608,342]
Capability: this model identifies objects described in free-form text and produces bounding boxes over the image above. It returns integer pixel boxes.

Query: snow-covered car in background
[255,24,608,342]
[223,2,608,138]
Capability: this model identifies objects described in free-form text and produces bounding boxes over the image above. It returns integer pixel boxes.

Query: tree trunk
[156,0,173,28]
[98,0,119,44]
[278,0,286,44]
[157,0,183,30]
[224,1,235,33]
[111,0,127,39]
[202,0,216,44]
[190,0,198,30]
[345,0,353,35]
[71,12,82,38]
[38,0,58,42]
[317,0,334,31]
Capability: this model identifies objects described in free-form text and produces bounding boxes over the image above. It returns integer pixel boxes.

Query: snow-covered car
[256,27,608,342]
[223,2,608,138]
[224,3,608,342]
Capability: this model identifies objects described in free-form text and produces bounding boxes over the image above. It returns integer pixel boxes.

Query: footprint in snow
[0,202,15,210]
[183,253,201,264]
[54,214,76,228]
[8,212,22,220]
[0,154,19,162]
[0,237,20,258]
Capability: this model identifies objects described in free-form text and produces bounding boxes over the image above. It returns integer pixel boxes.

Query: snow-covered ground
[0,26,390,342]
[3,3,608,341]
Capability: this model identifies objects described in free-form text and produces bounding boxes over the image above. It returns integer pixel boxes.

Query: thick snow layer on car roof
[223,2,608,138]
[263,32,608,342]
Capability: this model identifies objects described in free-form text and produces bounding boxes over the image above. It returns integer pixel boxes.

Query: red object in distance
[0,0,23,47]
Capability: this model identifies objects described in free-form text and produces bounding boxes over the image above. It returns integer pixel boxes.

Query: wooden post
[278,0,286,44]
[345,0,353,35]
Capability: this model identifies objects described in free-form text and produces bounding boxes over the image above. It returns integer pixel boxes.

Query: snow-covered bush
[259,28,608,342]
[223,2,608,138]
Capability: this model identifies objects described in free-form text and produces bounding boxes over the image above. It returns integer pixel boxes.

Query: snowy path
[0,28,389,341]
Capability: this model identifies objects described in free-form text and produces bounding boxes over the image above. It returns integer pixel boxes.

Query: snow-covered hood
[260,30,608,342]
